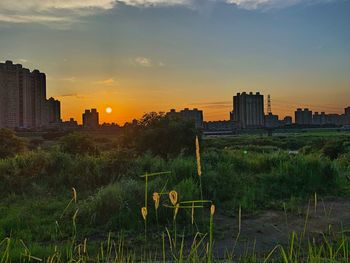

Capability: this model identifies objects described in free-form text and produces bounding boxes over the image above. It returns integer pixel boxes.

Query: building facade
[47,97,61,124]
[295,108,312,125]
[345,107,350,118]
[203,120,233,132]
[0,60,60,129]
[230,92,264,129]
[166,108,204,129]
[264,113,279,128]
[82,109,99,129]
[312,112,327,125]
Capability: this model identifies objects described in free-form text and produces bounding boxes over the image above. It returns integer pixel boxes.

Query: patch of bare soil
[213,198,350,258]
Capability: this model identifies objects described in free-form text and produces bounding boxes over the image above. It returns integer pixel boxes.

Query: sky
[0,0,349,124]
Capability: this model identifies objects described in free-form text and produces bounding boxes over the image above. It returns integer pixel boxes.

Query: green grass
[1,132,350,261]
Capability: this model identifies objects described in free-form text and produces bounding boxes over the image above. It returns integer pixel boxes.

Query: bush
[0,150,51,193]
[78,179,143,230]
[262,155,337,199]
[59,133,97,155]
[322,140,344,160]
[0,129,25,158]
[121,112,200,157]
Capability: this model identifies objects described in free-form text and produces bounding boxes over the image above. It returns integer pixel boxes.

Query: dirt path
[212,198,350,258]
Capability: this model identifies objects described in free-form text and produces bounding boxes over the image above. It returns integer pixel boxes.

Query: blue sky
[0,0,349,123]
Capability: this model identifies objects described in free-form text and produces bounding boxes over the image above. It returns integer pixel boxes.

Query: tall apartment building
[230,92,264,129]
[166,108,204,129]
[312,112,327,125]
[47,97,61,124]
[0,60,60,129]
[82,109,99,129]
[295,108,312,125]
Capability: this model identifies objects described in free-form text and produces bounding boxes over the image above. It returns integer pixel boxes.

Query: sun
[105,107,112,114]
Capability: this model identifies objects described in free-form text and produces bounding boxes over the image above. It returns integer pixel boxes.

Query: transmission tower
[267,94,272,114]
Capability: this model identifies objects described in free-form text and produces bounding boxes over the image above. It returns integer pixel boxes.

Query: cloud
[17,58,28,63]
[0,0,339,25]
[134,57,153,67]
[0,0,115,25]
[225,0,336,10]
[130,57,166,68]
[95,78,118,86]
[0,0,190,25]
[61,76,78,82]
[191,101,232,109]
[0,0,115,12]
[57,93,85,99]
[117,0,190,7]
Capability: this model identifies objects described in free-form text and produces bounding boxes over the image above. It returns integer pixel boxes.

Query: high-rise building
[313,112,327,125]
[295,108,312,125]
[0,60,60,129]
[166,108,204,129]
[230,92,264,129]
[82,109,99,129]
[47,97,61,124]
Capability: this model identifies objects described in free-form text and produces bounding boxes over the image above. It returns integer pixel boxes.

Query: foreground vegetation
[0,115,350,261]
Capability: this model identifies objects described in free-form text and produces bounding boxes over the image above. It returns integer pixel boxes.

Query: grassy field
[1,128,350,262]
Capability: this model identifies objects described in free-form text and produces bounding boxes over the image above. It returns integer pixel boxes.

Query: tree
[0,129,25,158]
[60,133,97,155]
[121,112,200,157]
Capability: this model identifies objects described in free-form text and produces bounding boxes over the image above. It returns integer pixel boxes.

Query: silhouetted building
[83,109,99,129]
[313,112,327,125]
[265,113,279,128]
[47,97,61,124]
[295,108,312,125]
[203,120,233,131]
[166,108,203,129]
[345,107,350,118]
[0,60,60,129]
[230,92,264,129]
[325,114,345,126]
[62,118,79,130]
[283,116,292,125]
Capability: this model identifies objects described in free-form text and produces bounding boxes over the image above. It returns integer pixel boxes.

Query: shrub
[121,112,200,157]
[174,178,200,202]
[59,133,97,155]
[0,129,25,159]
[78,179,143,230]
[262,155,337,199]
[322,140,344,160]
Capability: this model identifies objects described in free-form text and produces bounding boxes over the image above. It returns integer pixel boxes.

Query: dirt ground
[212,198,350,258]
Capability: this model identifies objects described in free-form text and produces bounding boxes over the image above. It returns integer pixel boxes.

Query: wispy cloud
[131,57,166,68]
[61,76,78,82]
[191,101,232,109]
[226,0,337,10]
[95,78,118,86]
[56,93,85,99]
[0,0,339,25]
[0,0,115,25]
[134,57,153,67]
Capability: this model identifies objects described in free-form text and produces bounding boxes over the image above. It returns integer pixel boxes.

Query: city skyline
[0,58,349,130]
[1,0,350,124]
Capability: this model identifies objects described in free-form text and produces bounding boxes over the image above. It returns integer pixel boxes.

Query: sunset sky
[1,0,349,124]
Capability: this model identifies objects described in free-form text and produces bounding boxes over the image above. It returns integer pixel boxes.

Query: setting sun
[106,107,112,114]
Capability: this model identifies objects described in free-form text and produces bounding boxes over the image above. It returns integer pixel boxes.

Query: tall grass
[1,135,350,261]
